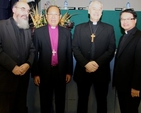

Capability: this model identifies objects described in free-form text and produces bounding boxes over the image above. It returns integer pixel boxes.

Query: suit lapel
[117,34,134,58]
[6,19,19,51]
[85,22,92,42]
[44,25,53,57]
[43,25,52,50]
[58,26,63,51]
[95,22,104,37]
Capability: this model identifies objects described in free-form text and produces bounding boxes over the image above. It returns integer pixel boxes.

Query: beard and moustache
[16,15,29,29]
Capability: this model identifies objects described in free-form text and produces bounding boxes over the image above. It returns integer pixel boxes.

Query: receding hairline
[12,1,29,8]
[89,0,103,9]
[46,5,61,14]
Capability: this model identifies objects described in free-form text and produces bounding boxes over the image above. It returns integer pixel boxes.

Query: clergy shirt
[89,21,99,60]
[48,25,58,66]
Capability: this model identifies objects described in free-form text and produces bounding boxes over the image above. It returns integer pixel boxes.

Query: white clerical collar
[93,22,97,25]
[51,26,56,29]
[48,24,58,29]
[125,31,128,34]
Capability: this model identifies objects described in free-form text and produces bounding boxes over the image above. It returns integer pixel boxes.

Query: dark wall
[0,0,18,20]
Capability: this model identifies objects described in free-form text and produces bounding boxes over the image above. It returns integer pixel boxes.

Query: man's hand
[85,61,99,73]
[34,76,40,86]
[131,88,140,97]
[12,65,22,75]
[19,63,30,75]
[66,74,71,83]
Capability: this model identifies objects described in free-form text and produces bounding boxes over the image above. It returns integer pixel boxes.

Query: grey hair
[89,0,103,10]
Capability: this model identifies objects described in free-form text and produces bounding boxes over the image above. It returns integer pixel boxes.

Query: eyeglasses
[16,6,30,13]
[120,18,135,21]
[47,14,60,16]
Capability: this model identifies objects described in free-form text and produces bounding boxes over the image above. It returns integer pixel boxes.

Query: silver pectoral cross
[52,49,56,56]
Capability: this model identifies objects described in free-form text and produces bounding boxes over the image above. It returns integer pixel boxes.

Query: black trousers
[0,74,29,113]
[76,77,109,113]
[39,66,66,113]
[117,90,141,113]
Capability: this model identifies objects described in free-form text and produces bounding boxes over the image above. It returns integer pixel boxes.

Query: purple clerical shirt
[48,25,58,66]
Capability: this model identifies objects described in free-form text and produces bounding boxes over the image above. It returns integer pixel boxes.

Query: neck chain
[89,23,98,42]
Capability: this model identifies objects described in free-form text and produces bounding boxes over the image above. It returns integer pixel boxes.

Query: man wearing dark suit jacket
[32,5,73,113]
[0,1,35,113]
[113,9,141,113]
[72,1,116,113]
[0,0,18,20]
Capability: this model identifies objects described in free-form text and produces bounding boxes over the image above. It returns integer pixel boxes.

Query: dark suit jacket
[113,27,141,91]
[72,21,116,83]
[33,25,73,83]
[0,18,35,92]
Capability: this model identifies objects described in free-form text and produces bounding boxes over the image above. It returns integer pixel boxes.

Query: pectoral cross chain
[91,33,95,42]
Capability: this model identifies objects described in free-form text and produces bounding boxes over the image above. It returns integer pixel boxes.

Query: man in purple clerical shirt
[32,5,73,113]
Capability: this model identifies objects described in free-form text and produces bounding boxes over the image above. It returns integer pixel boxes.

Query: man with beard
[0,1,35,113]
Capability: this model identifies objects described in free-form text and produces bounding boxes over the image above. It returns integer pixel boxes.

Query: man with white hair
[72,1,116,113]
[0,1,35,113]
